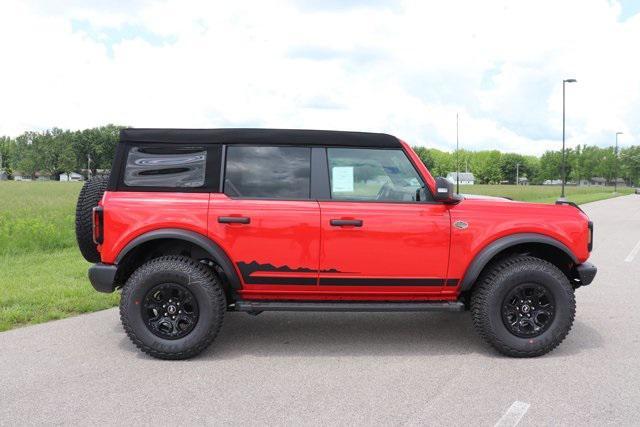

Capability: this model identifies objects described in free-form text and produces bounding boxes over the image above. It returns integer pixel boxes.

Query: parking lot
[1,194,638,425]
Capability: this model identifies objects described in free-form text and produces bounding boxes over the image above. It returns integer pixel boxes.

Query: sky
[0,0,638,155]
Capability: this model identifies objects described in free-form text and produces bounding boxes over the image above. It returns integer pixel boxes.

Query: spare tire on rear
[75,175,109,263]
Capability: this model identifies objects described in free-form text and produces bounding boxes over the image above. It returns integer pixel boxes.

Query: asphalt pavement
[1,194,639,426]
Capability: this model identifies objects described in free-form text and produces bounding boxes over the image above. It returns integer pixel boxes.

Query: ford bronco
[75,128,596,359]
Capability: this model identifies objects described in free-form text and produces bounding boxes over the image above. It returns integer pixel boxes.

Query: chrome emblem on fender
[454,220,469,230]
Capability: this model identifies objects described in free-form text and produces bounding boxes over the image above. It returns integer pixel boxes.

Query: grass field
[0,181,634,331]
[459,184,634,204]
[0,182,118,332]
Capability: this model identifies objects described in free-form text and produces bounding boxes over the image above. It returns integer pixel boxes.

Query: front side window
[124,146,207,188]
[327,148,428,202]
[224,146,311,199]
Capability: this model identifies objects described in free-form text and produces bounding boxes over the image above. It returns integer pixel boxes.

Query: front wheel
[471,255,576,357]
[120,256,226,360]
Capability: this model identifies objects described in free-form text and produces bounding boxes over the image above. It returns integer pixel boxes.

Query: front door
[318,147,451,300]
[208,145,320,300]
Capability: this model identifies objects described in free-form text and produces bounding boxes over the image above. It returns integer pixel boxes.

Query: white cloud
[0,0,638,154]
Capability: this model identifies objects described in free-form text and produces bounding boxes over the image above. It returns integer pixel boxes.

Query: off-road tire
[120,256,226,360]
[75,175,109,263]
[471,255,576,357]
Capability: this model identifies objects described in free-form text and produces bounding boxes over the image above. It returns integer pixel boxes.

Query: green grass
[0,181,83,255]
[0,248,119,331]
[0,181,634,332]
[0,181,119,332]
[459,184,634,204]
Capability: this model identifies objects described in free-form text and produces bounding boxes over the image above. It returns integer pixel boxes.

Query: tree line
[413,144,640,185]
[0,125,638,185]
[0,125,122,179]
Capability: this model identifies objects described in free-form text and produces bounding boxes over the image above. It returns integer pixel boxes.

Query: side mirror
[434,177,457,203]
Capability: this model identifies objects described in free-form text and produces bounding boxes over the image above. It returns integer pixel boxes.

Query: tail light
[92,206,104,245]
[587,221,593,252]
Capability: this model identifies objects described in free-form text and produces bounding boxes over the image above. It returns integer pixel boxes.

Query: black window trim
[114,142,220,193]
[109,142,440,203]
[221,144,314,201]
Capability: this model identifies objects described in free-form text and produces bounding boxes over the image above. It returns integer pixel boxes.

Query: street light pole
[615,132,623,193]
[456,113,460,195]
[516,162,520,186]
[561,78,577,200]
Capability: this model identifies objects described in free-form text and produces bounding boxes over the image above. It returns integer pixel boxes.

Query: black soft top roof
[119,128,401,148]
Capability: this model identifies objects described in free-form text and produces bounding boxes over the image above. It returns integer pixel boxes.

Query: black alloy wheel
[142,283,199,339]
[501,283,555,338]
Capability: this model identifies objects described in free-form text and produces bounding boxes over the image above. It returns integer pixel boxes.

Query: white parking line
[494,401,530,427]
[625,239,640,263]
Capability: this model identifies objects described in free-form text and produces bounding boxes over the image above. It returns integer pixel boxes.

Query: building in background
[446,172,475,185]
[59,172,84,182]
[543,179,563,185]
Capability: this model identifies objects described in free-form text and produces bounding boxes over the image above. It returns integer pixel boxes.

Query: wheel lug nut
[178,310,182,314]
[172,316,176,319]
[164,313,167,316]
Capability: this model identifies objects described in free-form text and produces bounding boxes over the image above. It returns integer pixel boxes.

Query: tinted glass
[124,146,207,188]
[224,146,311,199]
[327,148,428,202]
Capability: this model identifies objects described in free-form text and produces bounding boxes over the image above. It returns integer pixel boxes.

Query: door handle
[330,219,363,227]
[218,216,251,224]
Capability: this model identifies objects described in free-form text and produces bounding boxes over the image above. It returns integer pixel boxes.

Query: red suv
[75,128,596,359]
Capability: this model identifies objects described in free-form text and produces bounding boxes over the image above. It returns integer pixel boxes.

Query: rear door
[208,145,321,300]
[318,147,452,299]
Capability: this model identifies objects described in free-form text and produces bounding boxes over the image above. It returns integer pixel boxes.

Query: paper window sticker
[332,166,354,192]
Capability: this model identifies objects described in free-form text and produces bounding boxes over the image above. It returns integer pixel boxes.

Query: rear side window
[124,146,207,188]
[224,146,311,199]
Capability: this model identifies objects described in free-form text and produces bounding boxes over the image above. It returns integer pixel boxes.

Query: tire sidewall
[485,266,573,352]
[122,262,223,356]
[75,176,108,263]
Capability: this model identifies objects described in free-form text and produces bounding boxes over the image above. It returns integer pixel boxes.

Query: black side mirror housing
[434,177,458,203]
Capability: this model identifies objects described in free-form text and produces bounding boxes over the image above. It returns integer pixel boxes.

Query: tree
[470,150,501,184]
[620,146,640,185]
[539,150,563,182]
[522,155,540,184]
[499,153,528,184]
[0,136,16,173]
[14,132,41,178]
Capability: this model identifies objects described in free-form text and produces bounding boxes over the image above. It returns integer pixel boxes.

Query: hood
[461,193,512,201]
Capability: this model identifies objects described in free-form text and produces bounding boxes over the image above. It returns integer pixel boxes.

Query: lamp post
[560,78,577,200]
[456,113,460,194]
[615,132,623,193]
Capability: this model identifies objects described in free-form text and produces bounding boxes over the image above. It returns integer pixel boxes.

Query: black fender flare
[115,228,242,291]
[459,233,578,291]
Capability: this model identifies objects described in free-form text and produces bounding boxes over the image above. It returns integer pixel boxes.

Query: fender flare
[459,233,578,291]
[115,228,242,291]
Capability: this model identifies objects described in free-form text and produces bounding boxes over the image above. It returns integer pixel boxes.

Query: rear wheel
[75,175,109,263]
[471,255,575,357]
[120,256,226,360]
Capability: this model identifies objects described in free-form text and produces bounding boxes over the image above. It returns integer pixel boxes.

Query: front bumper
[88,263,117,293]
[575,262,597,286]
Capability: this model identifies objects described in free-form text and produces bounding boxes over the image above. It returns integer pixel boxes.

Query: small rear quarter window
[124,146,207,188]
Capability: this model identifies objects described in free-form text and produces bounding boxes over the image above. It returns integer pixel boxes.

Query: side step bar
[234,300,465,313]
